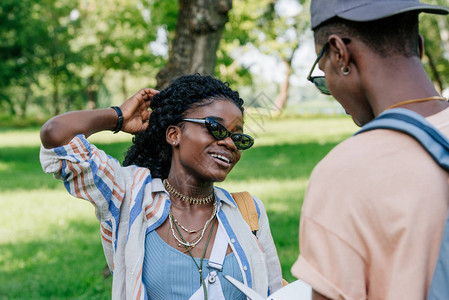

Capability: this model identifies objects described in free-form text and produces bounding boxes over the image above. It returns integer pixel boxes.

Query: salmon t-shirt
[292,108,449,300]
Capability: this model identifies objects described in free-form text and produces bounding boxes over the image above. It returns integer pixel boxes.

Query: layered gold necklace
[163,179,215,205]
[168,202,217,251]
[164,179,217,298]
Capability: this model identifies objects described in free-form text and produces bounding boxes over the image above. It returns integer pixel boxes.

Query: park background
[1,0,448,298]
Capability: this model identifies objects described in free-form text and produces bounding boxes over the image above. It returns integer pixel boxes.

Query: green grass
[0,116,358,298]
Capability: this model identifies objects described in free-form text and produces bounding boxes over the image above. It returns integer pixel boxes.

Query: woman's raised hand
[40,88,159,148]
[120,88,159,134]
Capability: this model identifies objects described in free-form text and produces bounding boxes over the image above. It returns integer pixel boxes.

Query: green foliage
[0,114,46,131]
[216,0,313,109]
[150,0,179,33]
[0,0,87,116]
[217,0,274,85]
[419,1,449,92]
[2,0,449,120]
[0,116,357,296]
[0,0,171,118]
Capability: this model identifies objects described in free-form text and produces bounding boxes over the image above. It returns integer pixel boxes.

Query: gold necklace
[168,202,218,250]
[387,96,447,110]
[172,210,216,234]
[172,211,216,296]
[163,179,214,205]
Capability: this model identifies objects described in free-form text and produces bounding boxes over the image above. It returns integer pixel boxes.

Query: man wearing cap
[291,1,449,299]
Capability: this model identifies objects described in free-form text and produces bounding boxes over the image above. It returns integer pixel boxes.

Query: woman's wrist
[110,106,124,133]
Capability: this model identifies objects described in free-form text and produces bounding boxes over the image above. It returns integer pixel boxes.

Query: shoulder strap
[231,191,259,234]
[231,192,290,286]
[356,108,449,171]
[356,108,449,299]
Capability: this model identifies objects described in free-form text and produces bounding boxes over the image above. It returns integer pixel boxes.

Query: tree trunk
[4,96,16,116]
[273,58,292,113]
[122,72,128,101]
[52,77,60,116]
[156,0,232,90]
[86,76,98,110]
[273,43,299,113]
[19,85,32,117]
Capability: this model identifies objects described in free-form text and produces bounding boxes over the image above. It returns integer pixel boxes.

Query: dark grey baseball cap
[311,0,449,29]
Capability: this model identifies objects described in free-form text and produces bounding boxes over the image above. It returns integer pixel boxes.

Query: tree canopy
[1,0,448,120]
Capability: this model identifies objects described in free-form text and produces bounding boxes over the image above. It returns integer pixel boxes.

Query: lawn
[0,115,358,299]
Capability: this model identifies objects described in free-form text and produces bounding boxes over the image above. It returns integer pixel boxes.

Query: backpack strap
[356,108,449,171]
[231,192,290,286]
[356,108,449,299]
[231,191,259,235]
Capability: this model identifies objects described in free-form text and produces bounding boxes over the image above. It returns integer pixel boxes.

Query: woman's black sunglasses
[182,117,254,150]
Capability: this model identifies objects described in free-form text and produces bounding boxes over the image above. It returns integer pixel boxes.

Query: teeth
[211,154,230,164]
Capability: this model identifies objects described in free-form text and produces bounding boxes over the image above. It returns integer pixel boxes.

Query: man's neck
[363,56,446,117]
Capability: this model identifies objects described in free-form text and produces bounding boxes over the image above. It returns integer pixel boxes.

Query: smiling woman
[39,74,283,300]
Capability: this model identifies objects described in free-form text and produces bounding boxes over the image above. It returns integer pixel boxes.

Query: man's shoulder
[309,127,437,191]
[318,128,418,167]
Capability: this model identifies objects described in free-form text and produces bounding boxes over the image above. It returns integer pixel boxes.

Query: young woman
[40,74,283,299]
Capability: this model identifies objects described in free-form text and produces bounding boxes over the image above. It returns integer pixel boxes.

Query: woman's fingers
[142,109,151,122]
[120,88,158,134]
[137,88,158,108]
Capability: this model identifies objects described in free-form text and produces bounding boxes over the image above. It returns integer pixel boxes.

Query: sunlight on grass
[218,178,308,212]
[245,116,358,146]
[0,115,356,149]
[0,189,96,244]
[0,129,132,148]
[89,130,133,144]
[0,188,112,298]
[0,130,42,148]
[0,161,8,171]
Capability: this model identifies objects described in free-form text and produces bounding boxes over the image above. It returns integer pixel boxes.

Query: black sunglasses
[307,42,330,95]
[307,39,351,95]
[182,117,254,150]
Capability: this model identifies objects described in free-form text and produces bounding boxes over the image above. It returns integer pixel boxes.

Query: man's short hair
[314,12,420,58]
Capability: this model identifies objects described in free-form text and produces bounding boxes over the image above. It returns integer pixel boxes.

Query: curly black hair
[122,74,245,179]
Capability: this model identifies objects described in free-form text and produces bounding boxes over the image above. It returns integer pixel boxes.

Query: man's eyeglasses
[182,117,254,150]
[307,42,330,95]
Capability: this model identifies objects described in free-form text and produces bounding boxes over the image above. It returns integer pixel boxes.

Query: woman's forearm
[40,88,156,149]
[40,108,118,149]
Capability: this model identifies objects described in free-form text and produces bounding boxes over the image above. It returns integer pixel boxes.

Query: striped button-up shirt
[40,135,283,299]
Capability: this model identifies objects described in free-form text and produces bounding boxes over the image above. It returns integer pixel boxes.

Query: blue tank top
[142,230,246,300]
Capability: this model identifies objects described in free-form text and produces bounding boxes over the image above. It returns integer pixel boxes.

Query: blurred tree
[5,0,445,119]
[155,0,233,89]
[221,0,448,111]
[0,0,166,117]
[218,0,311,112]
[39,0,83,115]
[0,0,85,116]
[420,0,449,94]
[257,0,310,112]
[73,0,163,109]
[0,0,29,115]
[217,0,270,86]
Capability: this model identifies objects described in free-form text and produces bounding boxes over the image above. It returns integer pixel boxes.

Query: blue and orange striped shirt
[40,135,283,299]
